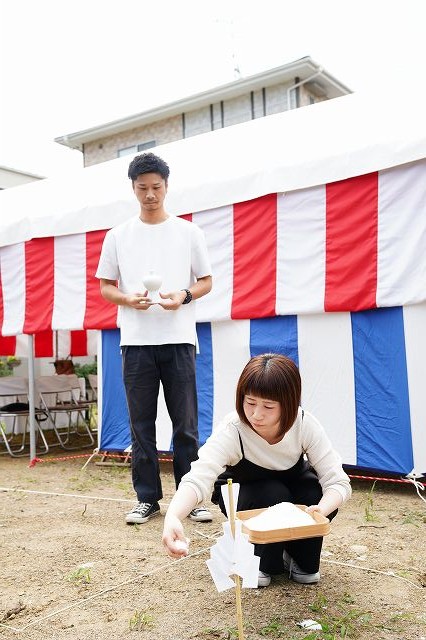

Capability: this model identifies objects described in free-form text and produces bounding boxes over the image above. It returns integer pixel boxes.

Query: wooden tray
[236,504,330,544]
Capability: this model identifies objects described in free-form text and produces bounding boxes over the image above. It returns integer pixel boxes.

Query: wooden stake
[227,479,245,640]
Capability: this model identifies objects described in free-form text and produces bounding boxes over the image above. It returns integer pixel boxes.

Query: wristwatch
[181,289,193,304]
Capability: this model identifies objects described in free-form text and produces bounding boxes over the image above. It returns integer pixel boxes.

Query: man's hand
[99,280,155,310]
[124,290,153,310]
[157,290,186,310]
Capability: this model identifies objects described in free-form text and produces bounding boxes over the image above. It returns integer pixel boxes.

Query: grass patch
[364,481,379,523]
[401,510,426,526]
[65,564,92,585]
[129,610,154,631]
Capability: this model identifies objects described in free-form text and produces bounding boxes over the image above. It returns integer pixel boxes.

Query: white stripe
[377,160,426,307]
[15,334,27,357]
[56,330,71,358]
[52,234,86,330]
[0,243,26,335]
[276,186,326,315]
[193,206,233,322]
[403,303,426,475]
[297,312,357,465]
[96,330,103,446]
[211,319,250,431]
[86,330,98,356]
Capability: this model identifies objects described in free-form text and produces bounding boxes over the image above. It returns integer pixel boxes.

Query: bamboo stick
[227,479,245,640]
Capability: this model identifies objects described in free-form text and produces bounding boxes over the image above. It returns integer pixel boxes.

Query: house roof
[54,57,351,151]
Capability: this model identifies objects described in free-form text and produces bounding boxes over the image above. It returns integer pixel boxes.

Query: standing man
[96,152,213,525]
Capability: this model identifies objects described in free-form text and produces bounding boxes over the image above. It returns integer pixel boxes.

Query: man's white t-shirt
[95,215,211,346]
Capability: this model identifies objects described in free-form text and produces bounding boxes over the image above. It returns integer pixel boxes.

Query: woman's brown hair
[235,353,301,435]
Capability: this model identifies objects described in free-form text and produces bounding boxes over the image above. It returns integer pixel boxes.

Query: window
[117,141,156,158]
[118,145,138,158]
[137,141,156,151]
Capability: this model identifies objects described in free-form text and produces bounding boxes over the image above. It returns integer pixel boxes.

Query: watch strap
[181,289,193,304]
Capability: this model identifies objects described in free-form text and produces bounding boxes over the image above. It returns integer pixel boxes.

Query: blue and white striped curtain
[99,302,426,477]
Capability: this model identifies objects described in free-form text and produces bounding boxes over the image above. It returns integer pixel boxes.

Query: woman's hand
[305,504,325,516]
[162,515,189,559]
[305,489,343,518]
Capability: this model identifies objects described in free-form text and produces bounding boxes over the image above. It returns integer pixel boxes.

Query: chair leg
[35,419,50,455]
[43,407,95,450]
[41,409,73,449]
[72,409,95,446]
[0,417,26,457]
[0,415,50,457]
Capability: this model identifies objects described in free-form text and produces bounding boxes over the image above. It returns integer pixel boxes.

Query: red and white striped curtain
[0,330,98,357]
[193,160,426,321]
[1,159,425,354]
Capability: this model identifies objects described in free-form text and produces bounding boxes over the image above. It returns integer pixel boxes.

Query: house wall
[84,115,183,166]
[83,79,328,166]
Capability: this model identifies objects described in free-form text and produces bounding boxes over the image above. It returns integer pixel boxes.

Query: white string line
[405,478,426,504]
[2,478,425,507]
[80,449,100,470]
[0,487,222,513]
[0,547,211,633]
[0,487,136,504]
[322,558,422,589]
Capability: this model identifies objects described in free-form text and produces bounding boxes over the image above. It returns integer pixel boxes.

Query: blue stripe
[195,323,214,445]
[250,316,299,366]
[351,307,413,474]
[99,329,131,451]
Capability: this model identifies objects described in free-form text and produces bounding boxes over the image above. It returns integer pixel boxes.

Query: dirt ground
[0,446,425,640]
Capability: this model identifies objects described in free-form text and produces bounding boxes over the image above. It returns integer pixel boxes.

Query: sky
[1,0,425,179]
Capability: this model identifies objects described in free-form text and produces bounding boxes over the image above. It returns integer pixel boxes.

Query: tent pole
[28,334,37,460]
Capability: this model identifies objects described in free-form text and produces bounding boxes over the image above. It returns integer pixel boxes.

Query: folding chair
[36,375,95,449]
[60,373,98,432]
[88,374,98,401]
[0,377,49,457]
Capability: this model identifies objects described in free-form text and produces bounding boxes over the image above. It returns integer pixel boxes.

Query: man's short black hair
[128,152,170,182]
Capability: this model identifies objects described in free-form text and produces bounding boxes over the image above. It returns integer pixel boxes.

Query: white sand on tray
[243,502,316,531]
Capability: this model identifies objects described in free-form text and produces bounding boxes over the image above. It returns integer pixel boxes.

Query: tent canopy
[1,91,426,248]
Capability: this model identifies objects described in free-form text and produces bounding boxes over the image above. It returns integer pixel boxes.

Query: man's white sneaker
[188,506,213,522]
[125,502,160,524]
[258,571,271,587]
[283,549,320,584]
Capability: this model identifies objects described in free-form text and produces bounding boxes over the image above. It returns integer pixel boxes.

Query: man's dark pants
[122,344,199,503]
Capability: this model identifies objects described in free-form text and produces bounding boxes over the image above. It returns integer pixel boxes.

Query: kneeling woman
[162,353,351,587]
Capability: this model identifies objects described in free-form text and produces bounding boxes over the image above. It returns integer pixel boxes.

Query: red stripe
[70,330,88,356]
[84,230,118,330]
[34,330,54,357]
[231,194,277,319]
[180,213,192,222]
[325,173,378,311]
[23,238,55,333]
[0,336,17,355]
